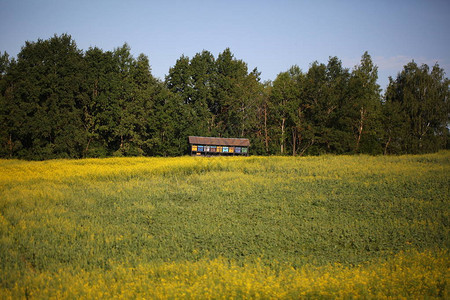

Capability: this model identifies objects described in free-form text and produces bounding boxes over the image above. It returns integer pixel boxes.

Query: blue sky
[1,0,449,91]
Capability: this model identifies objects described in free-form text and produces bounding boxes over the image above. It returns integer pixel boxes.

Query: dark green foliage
[267,54,381,156]
[0,35,179,159]
[345,52,382,154]
[0,34,448,159]
[1,35,87,159]
[384,61,449,154]
[166,48,263,140]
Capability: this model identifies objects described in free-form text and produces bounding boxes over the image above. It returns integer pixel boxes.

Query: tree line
[0,34,448,159]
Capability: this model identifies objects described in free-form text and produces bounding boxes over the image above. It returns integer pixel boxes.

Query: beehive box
[188,137,250,156]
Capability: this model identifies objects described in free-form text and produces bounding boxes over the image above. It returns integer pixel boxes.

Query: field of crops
[0,152,449,298]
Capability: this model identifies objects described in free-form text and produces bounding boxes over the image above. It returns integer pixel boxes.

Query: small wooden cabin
[188,136,250,156]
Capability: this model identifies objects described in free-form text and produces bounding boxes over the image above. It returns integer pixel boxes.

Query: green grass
[0,152,449,298]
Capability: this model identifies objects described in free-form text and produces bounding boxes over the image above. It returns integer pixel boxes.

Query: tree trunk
[292,128,297,156]
[8,134,13,158]
[209,115,215,134]
[384,136,391,155]
[281,117,285,154]
[93,79,98,98]
[241,103,245,137]
[355,107,365,152]
[264,103,269,153]
[299,138,314,156]
[294,107,302,156]
[418,121,431,151]
[84,137,92,157]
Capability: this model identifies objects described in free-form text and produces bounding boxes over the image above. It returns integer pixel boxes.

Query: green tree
[270,66,303,155]
[381,99,405,154]
[300,58,351,155]
[257,81,272,154]
[0,51,13,157]
[213,48,249,137]
[147,83,189,156]
[214,48,264,139]
[3,34,87,159]
[110,43,136,156]
[167,48,263,143]
[166,51,215,137]
[0,51,9,75]
[189,51,216,136]
[166,55,193,104]
[85,44,157,157]
[384,61,449,153]
[83,47,117,156]
[346,52,382,154]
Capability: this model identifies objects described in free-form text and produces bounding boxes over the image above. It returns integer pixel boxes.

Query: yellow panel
[192,145,198,151]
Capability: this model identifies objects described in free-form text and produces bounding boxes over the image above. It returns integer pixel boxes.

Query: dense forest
[0,34,448,159]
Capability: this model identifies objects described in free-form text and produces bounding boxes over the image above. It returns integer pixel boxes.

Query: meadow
[0,152,448,298]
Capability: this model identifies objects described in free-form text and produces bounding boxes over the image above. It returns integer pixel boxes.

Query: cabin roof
[188,136,250,147]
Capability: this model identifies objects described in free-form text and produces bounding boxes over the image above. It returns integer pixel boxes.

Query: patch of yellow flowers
[1,249,448,299]
[1,151,448,185]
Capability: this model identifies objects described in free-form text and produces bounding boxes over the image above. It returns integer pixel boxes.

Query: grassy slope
[0,153,449,298]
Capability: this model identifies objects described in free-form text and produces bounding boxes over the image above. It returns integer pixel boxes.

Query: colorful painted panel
[191,142,247,155]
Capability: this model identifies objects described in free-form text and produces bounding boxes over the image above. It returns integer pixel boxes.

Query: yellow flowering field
[0,152,449,298]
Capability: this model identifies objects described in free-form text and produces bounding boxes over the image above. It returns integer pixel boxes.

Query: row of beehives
[191,145,248,154]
